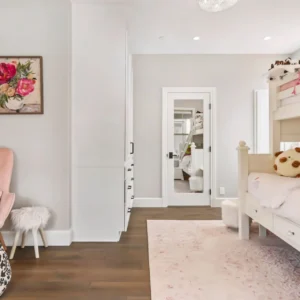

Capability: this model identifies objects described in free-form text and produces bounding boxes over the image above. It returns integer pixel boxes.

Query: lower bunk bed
[237,141,300,252]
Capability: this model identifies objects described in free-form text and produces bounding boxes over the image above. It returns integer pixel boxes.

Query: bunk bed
[238,64,300,251]
[180,111,203,160]
[175,112,204,191]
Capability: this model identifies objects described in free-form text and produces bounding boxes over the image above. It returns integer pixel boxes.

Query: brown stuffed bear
[274,148,300,178]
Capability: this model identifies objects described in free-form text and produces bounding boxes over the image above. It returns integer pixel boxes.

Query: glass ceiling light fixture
[198,0,239,12]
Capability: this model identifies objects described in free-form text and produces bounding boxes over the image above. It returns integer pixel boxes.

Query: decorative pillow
[274,148,300,177]
[0,245,11,296]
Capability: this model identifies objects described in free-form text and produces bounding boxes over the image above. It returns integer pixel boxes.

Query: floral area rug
[147,220,300,300]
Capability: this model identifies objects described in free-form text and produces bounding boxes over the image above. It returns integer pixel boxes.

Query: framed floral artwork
[0,56,43,114]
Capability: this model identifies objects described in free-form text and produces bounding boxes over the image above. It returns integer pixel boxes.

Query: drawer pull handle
[131,164,134,167]
[128,208,132,213]
[128,168,132,172]
[128,186,132,189]
[131,178,134,181]
[131,196,134,199]
[255,209,258,213]
[288,230,295,236]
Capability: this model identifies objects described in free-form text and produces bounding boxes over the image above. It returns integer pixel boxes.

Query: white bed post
[237,141,250,240]
[269,80,281,153]
[190,142,196,175]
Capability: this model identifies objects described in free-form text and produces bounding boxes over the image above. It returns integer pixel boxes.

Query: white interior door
[167,92,211,206]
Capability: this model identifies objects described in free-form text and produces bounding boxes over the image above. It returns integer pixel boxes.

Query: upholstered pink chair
[0,149,15,250]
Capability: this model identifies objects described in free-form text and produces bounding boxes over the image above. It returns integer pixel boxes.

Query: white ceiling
[127,0,300,54]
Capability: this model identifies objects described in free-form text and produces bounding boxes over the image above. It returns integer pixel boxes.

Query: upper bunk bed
[179,111,203,159]
[268,61,300,121]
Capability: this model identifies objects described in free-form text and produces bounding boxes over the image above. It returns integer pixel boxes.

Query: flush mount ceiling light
[198,0,239,12]
[264,36,272,41]
[193,36,200,41]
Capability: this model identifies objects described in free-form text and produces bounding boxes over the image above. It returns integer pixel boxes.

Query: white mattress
[248,172,300,224]
[276,188,300,224]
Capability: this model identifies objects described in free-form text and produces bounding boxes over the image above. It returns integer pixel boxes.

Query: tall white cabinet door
[124,53,134,231]
[72,3,127,241]
[73,4,126,169]
[126,54,134,159]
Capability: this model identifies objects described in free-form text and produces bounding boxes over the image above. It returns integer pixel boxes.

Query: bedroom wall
[291,48,300,60]
[133,54,285,200]
[0,0,71,233]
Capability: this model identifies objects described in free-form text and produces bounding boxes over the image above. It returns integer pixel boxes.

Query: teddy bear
[274,148,300,178]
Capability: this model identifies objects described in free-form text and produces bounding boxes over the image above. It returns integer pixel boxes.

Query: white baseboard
[133,198,164,208]
[211,198,238,208]
[133,197,238,208]
[2,229,73,247]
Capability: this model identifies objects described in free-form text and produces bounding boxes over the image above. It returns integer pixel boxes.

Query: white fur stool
[9,207,50,259]
[221,199,238,229]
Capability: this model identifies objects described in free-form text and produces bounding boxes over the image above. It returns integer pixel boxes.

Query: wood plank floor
[5,207,221,300]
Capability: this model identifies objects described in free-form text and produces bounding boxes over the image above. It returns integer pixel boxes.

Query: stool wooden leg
[39,228,48,248]
[21,232,26,249]
[32,229,39,259]
[0,232,7,252]
[10,231,20,260]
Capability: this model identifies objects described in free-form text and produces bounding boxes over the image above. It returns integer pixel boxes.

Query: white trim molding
[133,198,164,208]
[2,229,73,247]
[162,87,217,207]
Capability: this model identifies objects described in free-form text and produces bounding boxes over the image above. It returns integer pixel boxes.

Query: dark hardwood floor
[5,207,221,300]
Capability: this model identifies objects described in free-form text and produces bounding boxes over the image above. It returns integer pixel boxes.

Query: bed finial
[239,141,247,147]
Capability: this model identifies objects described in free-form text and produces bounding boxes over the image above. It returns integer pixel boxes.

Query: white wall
[134,54,285,199]
[0,0,71,230]
[292,48,300,60]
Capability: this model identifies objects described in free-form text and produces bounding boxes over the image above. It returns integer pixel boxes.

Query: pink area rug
[147,220,300,300]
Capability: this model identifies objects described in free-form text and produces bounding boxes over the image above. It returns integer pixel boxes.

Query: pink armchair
[0,148,15,250]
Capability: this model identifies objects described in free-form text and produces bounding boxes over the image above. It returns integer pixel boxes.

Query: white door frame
[162,87,217,207]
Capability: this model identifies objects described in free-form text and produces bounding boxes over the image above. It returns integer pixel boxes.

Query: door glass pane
[173,100,204,193]
[280,142,300,151]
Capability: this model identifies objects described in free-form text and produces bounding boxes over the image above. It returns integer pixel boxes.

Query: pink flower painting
[0,57,43,114]
[0,63,16,84]
[16,79,35,97]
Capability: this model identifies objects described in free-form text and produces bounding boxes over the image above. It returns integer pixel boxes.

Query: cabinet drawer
[274,216,300,248]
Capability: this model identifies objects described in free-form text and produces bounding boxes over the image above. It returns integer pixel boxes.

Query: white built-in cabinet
[125,54,135,231]
[72,3,134,241]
